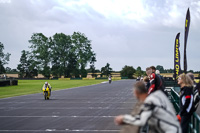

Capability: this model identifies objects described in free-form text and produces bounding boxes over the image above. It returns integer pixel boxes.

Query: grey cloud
[0,0,200,71]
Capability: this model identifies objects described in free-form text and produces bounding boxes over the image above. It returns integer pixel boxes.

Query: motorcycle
[42,86,51,100]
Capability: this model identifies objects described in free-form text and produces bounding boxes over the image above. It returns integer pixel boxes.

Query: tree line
[17,32,96,78]
[1,32,199,79]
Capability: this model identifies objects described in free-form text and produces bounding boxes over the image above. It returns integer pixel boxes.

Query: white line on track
[0,115,116,118]
[0,102,135,104]
[0,107,133,110]
[0,129,120,132]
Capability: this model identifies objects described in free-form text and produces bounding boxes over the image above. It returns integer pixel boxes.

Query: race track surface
[0,80,137,133]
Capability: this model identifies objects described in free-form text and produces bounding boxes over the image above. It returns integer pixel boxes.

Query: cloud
[0,0,200,71]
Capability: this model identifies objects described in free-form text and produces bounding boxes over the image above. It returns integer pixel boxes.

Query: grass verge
[0,80,107,99]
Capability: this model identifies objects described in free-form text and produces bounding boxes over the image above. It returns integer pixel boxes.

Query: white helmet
[45,82,48,85]
[156,70,160,75]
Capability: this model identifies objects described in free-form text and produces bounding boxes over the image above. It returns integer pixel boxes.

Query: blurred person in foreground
[146,67,164,94]
[143,76,150,90]
[177,74,194,133]
[115,81,181,133]
[119,100,143,133]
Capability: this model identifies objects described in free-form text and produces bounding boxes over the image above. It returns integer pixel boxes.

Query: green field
[0,80,107,99]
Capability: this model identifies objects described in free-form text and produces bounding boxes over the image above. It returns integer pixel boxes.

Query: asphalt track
[0,80,137,133]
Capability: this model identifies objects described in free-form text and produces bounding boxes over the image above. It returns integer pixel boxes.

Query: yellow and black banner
[174,33,181,81]
[184,8,190,73]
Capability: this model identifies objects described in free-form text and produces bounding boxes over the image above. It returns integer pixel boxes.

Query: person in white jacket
[115,81,181,133]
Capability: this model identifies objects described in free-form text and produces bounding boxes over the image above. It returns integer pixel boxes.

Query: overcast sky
[1,0,200,71]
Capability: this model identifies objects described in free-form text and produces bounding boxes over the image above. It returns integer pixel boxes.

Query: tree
[29,33,51,78]
[135,66,143,77]
[0,42,11,74]
[17,50,38,78]
[89,54,97,77]
[156,65,165,73]
[5,67,18,74]
[71,32,95,77]
[27,32,97,78]
[101,63,113,77]
[188,70,194,73]
[5,67,11,73]
[50,33,72,77]
[165,68,174,73]
[120,65,135,79]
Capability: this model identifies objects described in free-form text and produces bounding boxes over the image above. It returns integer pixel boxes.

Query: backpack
[192,88,200,112]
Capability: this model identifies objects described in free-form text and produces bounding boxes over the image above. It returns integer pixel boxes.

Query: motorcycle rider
[42,82,52,95]
[108,75,112,84]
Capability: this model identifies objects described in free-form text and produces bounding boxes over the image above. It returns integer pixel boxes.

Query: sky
[0,0,200,71]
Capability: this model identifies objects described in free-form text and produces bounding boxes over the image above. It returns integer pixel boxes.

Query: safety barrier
[82,78,95,80]
[0,80,18,86]
[170,87,200,133]
[164,81,179,87]
[58,78,70,80]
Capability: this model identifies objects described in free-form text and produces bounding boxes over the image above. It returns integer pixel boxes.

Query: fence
[170,87,200,133]
[0,80,18,86]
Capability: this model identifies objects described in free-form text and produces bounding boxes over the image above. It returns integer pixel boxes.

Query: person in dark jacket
[177,74,194,133]
[187,72,197,87]
[156,70,165,86]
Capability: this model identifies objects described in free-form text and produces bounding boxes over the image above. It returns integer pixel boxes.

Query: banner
[174,33,181,81]
[184,8,190,73]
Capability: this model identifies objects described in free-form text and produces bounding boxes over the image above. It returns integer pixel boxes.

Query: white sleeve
[123,103,154,126]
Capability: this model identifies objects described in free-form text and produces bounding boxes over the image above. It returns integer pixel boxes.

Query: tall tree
[29,33,51,78]
[89,53,97,78]
[71,32,95,77]
[156,65,165,73]
[50,33,72,77]
[17,50,38,78]
[0,42,11,74]
[120,65,135,79]
[135,66,143,77]
[5,67,12,73]
[101,63,113,77]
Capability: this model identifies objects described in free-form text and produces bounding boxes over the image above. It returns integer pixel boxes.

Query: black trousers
[181,114,192,133]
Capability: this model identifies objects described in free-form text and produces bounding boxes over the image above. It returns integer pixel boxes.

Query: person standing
[187,72,197,87]
[177,74,194,133]
[146,67,164,94]
[150,66,156,73]
[156,70,165,85]
[156,70,167,95]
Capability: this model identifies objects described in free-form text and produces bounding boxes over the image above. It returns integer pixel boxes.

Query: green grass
[0,80,107,99]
